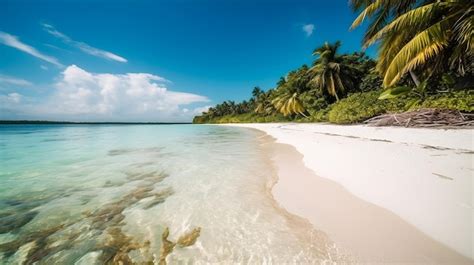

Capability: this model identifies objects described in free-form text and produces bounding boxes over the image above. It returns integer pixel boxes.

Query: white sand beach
[227,123,474,264]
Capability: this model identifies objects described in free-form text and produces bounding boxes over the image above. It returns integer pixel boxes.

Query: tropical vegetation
[194,0,473,124]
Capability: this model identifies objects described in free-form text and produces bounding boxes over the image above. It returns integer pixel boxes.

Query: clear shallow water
[0,125,338,264]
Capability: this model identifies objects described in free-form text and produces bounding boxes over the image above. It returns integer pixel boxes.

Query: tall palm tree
[308,41,357,100]
[350,0,473,87]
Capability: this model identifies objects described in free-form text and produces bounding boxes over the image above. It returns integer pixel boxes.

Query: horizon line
[0,120,193,125]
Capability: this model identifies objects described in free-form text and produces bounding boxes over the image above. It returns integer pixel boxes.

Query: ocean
[0,124,337,264]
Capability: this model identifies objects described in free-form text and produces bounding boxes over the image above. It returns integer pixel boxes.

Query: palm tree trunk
[409,70,420,87]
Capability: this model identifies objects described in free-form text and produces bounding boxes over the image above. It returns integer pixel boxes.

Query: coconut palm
[271,91,306,117]
[308,41,357,100]
[350,0,473,87]
[254,90,275,115]
[269,66,312,116]
[251,86,263,100]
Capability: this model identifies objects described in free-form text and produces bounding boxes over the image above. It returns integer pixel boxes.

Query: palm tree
[270,66,311,116]
[254,90,275,115]
[350,0,473,87]
[271,92,307,117]
[252,87,263,98]
[308,41,357,101]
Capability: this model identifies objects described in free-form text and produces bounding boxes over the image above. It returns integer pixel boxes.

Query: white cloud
[40,65,48,70]
[42,23,127,63]
[302,24,315,37]
[3,93,22,103]
[0,93,23,116]
[192,105,211,115]
[0,66,210,121]
[0,31,63,67]
[9,93,21,103]
[0,75,32,86]
[27,65,208,121]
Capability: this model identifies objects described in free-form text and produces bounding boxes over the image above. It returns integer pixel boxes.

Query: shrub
[359,71,383,92]
[202,113,291,123]
[415,90,474,112]
[300,90,328,113]
[328,91,410,124]
[307,107,330,122]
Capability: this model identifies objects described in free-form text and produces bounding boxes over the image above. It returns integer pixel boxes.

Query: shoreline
[255,131,347,263]
[226,123,473,263]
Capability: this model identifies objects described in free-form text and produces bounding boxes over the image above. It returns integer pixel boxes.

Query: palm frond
[350,0,384,30]
[383,18,451,86]
[453,5,474,52]
[365,2,449,46]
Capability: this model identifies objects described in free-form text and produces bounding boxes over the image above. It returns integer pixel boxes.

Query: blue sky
[0,0,372,122]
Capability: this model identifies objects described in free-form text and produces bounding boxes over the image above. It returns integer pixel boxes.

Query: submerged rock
[158,226,202,265]
[0,224,65,261]
[177,227,201,248]
[158,227,175,265]
[0,167,176,264]
[96,226,152,264]
[0,211,38,234]
[85,185,165,230]
[6,241,36,265]
[143,188,174,210]
[125,171,169,184]
[74,250,102,265]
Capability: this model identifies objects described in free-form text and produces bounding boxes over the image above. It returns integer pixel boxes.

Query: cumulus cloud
[1,65,209,122]
[0,75,32,86]
[42,23,127,63]
[0,65,209,122]
[302,24,315,37]
[0,31,63,67]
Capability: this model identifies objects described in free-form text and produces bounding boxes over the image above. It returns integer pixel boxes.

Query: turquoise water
[0,125,337,264]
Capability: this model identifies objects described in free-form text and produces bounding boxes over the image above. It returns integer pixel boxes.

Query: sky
[0,0,373,122]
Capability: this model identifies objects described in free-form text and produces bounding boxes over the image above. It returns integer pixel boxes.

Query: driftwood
[364,109,474,128]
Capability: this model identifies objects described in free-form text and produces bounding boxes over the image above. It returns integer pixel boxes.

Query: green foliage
[272,92,306,117]
[309,107,331,122]
[254,88,276,115]
[192,115,208,124]
[326,88,473,124]
[194,89,473,124]
[350,0,473,87]
[328,91,410,124]
[201,113,290,124]
[378,86,411,99]
[308,42,358,100]
[271,65,311,116]
[193,31,473,125]
[300,90,328,114]
[416,90,474,112]
[359,69,383,92]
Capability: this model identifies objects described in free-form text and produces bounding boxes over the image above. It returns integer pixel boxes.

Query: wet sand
[233,123,473,264]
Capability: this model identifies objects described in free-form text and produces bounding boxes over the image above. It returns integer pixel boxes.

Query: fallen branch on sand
[364,109,474,128]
